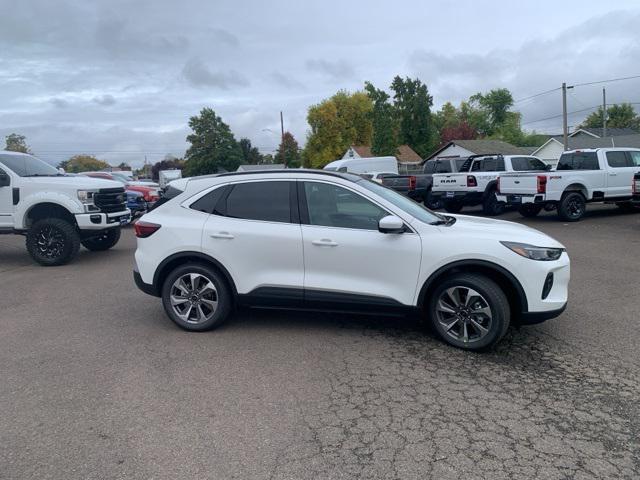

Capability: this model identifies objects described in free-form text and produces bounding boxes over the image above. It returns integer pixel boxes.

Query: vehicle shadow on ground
[444,204,640,223]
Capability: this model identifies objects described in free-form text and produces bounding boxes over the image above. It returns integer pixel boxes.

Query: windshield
[511,157,547,171]
[109,172,129,183]
[0,153,60,177]
[357,179,442,224]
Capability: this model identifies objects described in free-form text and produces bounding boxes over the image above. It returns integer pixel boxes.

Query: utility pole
[280,111,286,168]
[561,82,574,151]
[602,87,607,137]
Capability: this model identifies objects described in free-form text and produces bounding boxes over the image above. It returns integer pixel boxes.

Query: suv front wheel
[428,273,510,350]
[161,263,232,331]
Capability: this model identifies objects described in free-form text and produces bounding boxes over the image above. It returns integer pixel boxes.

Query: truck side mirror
[0,172,10,187]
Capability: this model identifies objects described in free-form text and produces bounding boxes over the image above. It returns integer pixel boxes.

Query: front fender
[15,191,84,229]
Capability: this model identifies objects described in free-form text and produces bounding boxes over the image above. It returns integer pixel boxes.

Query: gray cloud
[209,28,239,47]
[92,94,117,106]
[306,59,355,80]
[270,72,306,90]
[49,97,69,108]
[182,58,249,89]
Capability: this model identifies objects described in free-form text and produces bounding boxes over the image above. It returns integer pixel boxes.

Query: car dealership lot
[1,205,639,479]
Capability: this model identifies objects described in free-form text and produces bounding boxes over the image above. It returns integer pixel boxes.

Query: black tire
[81,228,121,251]
[428,273,510,351]
[26,218,81,266]
[424,189,443,210]
[443,200,463,213]
[161,263,233,332]
[482,190,505,216]
[518,204,543,218]
[558,191,586,221]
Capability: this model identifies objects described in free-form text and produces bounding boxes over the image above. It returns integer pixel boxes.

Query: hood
[23,175,123,190]
[444,214,565,249]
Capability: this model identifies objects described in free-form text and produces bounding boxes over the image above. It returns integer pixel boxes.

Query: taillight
[408,176,417,190]
[467,175,477,187]
[134,221,161,238]
[537,175,547,194]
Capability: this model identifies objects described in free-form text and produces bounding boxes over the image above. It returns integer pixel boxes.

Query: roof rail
[213,168,360,181]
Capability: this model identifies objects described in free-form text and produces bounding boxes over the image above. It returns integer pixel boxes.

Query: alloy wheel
[36,226,66,259]
[170,273,218,324]
[435,286,493,344]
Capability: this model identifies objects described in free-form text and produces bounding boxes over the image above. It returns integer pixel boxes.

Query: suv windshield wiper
[23,173,58,177]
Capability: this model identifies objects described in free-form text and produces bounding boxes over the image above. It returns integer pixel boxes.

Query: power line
[522,101,640,126]
[513,87,561,104]
[571,74,640,88]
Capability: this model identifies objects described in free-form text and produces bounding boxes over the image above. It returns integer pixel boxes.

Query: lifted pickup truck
[432,154,549,215]
[381,157,466,209]
[497,148,640,221]
[0,151,130,266]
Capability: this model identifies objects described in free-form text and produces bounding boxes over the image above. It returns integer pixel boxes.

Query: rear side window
[511,157,547,171]
[471,157,505,172]
[606,151,630,168]
[557,152,600,170]
[223,181,292,223]
[423,161,436,174]
[629,151,640,166]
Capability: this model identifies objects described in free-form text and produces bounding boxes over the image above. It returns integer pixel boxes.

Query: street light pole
[561,82,574,151]
[280,111,286,168]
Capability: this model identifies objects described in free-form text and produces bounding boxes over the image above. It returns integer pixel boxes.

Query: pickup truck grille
[94,188,127,213]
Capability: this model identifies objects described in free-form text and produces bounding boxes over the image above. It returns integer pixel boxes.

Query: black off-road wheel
[81,228,121,251]
[558,192,586,221]
[482,190,505,216]
[26,218,81,266]
[518,204,543,218]
[428,273,510,351]
[424,189,443,210]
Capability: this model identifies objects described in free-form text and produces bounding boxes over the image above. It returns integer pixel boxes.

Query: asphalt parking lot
[1,204,639,480]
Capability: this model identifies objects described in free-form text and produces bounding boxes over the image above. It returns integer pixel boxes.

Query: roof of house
[534,133,640,154]
[574,127,638,138]
[426,139,532,160]
[349,144,422,163]
[236,163,286,171]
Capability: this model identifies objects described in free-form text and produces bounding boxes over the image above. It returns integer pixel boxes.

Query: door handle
[609,173,617,176]
[210,232,234,239]
[312,239,338,247]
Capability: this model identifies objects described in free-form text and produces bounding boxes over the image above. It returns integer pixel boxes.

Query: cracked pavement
[1,204,639,479]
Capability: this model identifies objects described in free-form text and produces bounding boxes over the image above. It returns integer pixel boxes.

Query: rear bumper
[133,267,160,297]
[431,191,483,205]
[496,194,548,205]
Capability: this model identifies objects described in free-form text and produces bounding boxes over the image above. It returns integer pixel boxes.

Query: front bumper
[75,209,131,230]
[520,303,567,325]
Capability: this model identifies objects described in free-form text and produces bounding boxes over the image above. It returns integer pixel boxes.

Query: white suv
[133,170,570,350]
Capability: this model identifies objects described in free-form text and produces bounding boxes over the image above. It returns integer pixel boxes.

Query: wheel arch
[25,202,76,229]
[153,251,238,298]
[482,180,499,199]
[563,183,588,198]
[417,259,528,321]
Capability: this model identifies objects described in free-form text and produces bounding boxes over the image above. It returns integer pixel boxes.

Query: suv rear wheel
[81,227,121,251]
[26,218,81,266]
[161,263,232,331]
[428,273,510,351]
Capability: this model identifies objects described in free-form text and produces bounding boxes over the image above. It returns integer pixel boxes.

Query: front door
[200,180,304,304]
[0,167,14,229]
[299,180,422,307]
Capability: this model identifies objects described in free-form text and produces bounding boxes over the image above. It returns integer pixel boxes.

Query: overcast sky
[2,0,640,167]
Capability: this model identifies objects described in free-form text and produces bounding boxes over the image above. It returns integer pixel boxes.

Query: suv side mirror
[378,215,405,234]
[0,171,10,187]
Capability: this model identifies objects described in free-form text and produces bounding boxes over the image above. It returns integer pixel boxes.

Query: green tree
[5,133,31,153]
[365,82,398,156]
[303,90,373,168]
[390,76,437,158]
[239,138,263,165]
[117,162,131,171]
[184,108,243,175]
[59,154,110,173]
[581,103,640,130]
[274,132,301,168]
[470,88,514,130]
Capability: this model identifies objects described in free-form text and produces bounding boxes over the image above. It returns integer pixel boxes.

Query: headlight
[500,241,564,261]
[77,190,97,203]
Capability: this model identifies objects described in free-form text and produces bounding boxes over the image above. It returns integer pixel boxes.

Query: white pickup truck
[496,148,640,221]
[431,154,550,215]
[0,151,130,266]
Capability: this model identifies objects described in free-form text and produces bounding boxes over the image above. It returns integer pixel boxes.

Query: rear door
[0,166,14,229]
[200,180,304,303]
[605,151,635,197]
[299,180,421,306]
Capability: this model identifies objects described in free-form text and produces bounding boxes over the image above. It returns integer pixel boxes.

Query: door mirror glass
[0,171,10,187]
[378,215,404,234]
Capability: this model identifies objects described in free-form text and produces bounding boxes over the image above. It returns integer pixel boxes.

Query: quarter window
[223,181,292,223]
[190,185,227,214]
[303,182,388,230]
[628,151,640,166]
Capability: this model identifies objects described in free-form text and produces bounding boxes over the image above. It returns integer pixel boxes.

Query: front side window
[511,157,547,171]
[223,181,292,223]
[303,182,388,230]
[606,151,629,168]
